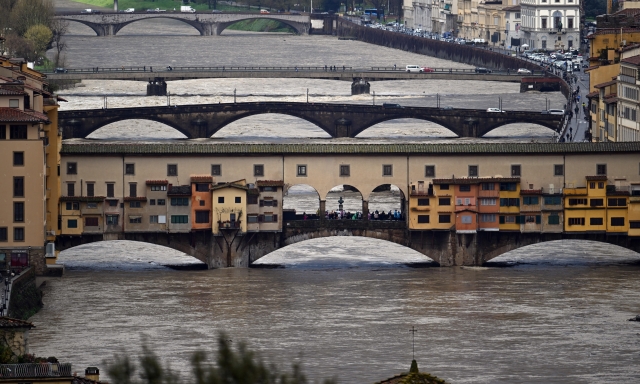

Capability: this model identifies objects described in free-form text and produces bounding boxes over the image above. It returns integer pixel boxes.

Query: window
[66,202,79,210]
[541,17,547,28]
[0,125,5,139]
[67,183,75,197]
[630,221,640,229]
[383,164,393,176]
[10,125,27,139]
[14,202,24,222]
[171,197,189,206]
[417,198,429,206]
[511,165,521,177]
[480,198,496,205]
[157,199,166,206]
[217,196,225,204]
[13,152,24,166]
[440,184,449,190]
[129,216,142,224]
[85,217,99,227]
[499,183,517,191]
[129,183,137,198]
[150,199,156,206]
[568,217,585,226]
[248,195,258,205]
[590,199,604,207]
[167,164,178,176]
[66,162,78,175]
[235,196,241,203]
[0,228,6,242]
[439,214,451,223]
[106,200,117,207]
[481,214,495,222]
[13,177,24,197]
[340,165,350,177]
[211,164,221,176]
[195,211,210,223]
[9,99,19,108]
[67,219,78,228]
[500,198,520,207]
[195,183,209,192]
[589,182,596,189]
[548,214,560,225]
[261,199,278,207]
[425,165,435,177]
[461,215,473,224]
[264,214,276,222]
[297,165,307,176]
[87,203,97,209]
[523,196,539,205]
[568,198,587,206]
[151,185,167,191]
[107,183,115,198]
[417,215,429,223]
[468,165,478,177]
[261,186,276,192]
[13,228,24,241]
[554,164,564,176]
[481,183,494,190]
[459,185,471,192]
[248,215,259,223]
[149,215,159,224]
[86,183,94,197]
[544,196,562,205]
[129,201,141,208]
[590,217,603,225]
[598,182,604,189]
[596,164,607,176]
[199,200,205,206]
[608,198,627,207]
[611,217,625,226]
[125,163,135,175]
[568,17,574,29]
[106,215,119,225]
[254,164,264,177]
[439,197,451,206]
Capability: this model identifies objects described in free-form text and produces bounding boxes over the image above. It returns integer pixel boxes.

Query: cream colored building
[458,0,519,45]
[0,57,62,275]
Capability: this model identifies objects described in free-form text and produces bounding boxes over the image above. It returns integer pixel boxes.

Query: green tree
[24,24,52,57]
[9,0,53,36]
[106,334,336,384]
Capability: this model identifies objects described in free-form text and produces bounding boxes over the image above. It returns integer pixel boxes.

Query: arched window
[553,11,563,30]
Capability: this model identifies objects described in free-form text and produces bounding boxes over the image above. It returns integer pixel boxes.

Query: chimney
[85,366,100,381]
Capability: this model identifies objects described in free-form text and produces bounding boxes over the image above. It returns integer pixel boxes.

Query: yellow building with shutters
[498,179,521,231]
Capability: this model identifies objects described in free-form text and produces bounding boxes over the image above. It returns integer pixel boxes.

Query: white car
[486,108,505,113]
[517,68,532,74]
[548,109,565,115]
[124,8,135,12]
[406,65,422,73]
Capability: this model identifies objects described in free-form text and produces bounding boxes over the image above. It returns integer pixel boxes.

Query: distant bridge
[58,102,564,139]
[54,11,310,36]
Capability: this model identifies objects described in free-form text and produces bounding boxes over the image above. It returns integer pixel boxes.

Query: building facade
[520,0,580,50]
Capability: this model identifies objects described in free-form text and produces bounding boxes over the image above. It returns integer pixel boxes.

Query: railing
[285,219,406,230]
[0,363,72,378]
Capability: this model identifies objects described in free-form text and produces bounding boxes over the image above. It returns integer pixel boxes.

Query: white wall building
[520,0,580,51]
[504,5,522,50]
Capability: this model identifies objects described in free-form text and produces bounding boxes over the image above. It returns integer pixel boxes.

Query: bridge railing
[43,66,356,74]
[285,219,406,230]
[0,363,72,378]
[369,67,547,76]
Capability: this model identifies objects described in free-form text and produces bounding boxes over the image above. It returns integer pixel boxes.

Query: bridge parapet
[284,219,406,230]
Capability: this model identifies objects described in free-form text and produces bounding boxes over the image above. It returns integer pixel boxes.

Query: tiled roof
[167,185,191,196]
[146,179,168,185]
[257,180,284,187]
[620,43,640,52]
[191,175,213,182]
[621,54,640,65]
[0,317,34,329]
[586,175,608,181]
[0,107,49,123]
[59,142,640,155]
[0,87,25,95]
[586,91,599,98]
[520,189,542,195]
[594,80,617,88]
[432,177,520,184]
[604,95,618,104]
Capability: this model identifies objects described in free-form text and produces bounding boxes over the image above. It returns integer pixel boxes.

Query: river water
[28,3,640,383]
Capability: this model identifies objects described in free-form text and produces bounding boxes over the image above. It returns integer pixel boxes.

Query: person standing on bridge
[393,64,397,70]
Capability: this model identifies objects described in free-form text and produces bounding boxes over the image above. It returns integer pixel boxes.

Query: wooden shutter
[273,200,278,207]
[536,215,541,224]
[273,214,278,222]
[258,215,263,222]
[259,200,264,207]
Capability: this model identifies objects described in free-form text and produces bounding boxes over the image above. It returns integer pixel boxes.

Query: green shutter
[536,215,541,224]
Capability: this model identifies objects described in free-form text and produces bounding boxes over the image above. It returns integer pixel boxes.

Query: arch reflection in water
[253,237,434,268]
[355,118,457,139]
[57,240,204,270]
[86,119,187,140]
[486,239,640,266]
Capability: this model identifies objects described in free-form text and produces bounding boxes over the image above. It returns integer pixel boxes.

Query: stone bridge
[58,102,564,139]
[55,221,640,268]
[55,11,310,36]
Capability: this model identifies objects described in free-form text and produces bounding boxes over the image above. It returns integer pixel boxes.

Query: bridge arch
[216,17,305,35]
[85,119,188,140]
[480,120,561,137]
[355,118,458,138]
[212,113,331,138]
[68,116,195,139]
[283,184,321,218]
[353,116,462,138]
[368,184,406,219]
[58,18,105,36]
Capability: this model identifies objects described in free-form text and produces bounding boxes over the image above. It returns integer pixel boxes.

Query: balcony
[618,74,636,84]
[218,220,242,229]
[0,363,72,378]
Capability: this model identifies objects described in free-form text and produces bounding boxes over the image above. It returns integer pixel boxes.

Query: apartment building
[617,55,640,141]
[0,57,61,274]
[520,0,580,50]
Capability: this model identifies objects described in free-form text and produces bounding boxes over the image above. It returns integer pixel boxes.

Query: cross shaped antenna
[409,326,418,360]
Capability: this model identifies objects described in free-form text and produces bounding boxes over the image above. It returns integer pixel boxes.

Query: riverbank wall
[8,268,43,320]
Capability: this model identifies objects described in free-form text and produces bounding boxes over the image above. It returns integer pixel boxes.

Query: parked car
[475,67,491,73]
[406,65,422,73]
[260,9,270,14]
[123,8,135,13]
[548,109,565,115]
[54,67,68,73]
[421,67,435,73]
[486,108,505,113]
[517,68,532,74]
